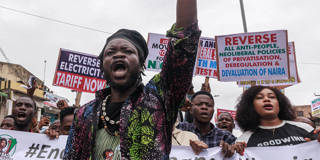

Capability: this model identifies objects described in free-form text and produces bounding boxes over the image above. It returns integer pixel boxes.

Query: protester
[234,86,320,155]
[64,0,201,159]
[294,116,316,129]
[0,115,15,130]
[50,120,60,134]
[45,107,75,139]
[177,91,236,157]
[60,107,75,135]
[216,112,235,133]
[12,96,38,132]
[184,80,211,123]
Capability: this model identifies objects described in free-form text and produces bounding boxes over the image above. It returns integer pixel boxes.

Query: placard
[216,30,289,81]
[311,97,320,117]
[237,42,299,87]
[194,37,218,78]
[52,48,106,93]
[146,33,218,78]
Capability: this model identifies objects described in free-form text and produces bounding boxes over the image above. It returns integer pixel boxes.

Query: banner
[0,129,67,160]
[145,33,218,78]
[170,141,320,160]
[0,129,319,160]
[237,42,300,87]
[52,48,106,93]
[311,97,320,117]
[215,30,289,81]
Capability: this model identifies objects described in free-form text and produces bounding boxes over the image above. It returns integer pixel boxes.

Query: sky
[0,0,320,113]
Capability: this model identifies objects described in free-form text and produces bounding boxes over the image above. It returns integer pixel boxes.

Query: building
[0,61,62,123]
[293,105,320,128]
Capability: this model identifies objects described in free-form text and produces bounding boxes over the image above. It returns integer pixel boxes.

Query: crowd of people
[1,83,319,159]
[1,0,320,159]
[0,96,75,136]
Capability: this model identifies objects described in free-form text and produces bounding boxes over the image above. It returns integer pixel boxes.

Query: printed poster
[215,30,289,81]
[145,33,168,72]
[194,37,217,78]
[52,48,106,93]
[311,97,320,117]
[146,33,218,78]
[237,42,300,87]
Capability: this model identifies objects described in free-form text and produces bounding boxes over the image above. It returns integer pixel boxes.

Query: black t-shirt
[237,120,316,147]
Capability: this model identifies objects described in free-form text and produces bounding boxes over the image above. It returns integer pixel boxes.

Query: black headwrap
[98,29,148,70]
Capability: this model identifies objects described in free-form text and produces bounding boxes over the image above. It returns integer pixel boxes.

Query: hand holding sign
[190,139,208,155]
[220,140,235,158]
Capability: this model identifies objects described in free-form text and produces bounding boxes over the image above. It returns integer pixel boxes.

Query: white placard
[215,30,289,82]
[237,42,300,87]
[311,97,320,117]
[145,33,168,72]
[194,37,218,78]
[145,33,218,78]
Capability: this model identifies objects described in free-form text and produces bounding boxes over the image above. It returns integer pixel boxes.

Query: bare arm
[176,0,198,28]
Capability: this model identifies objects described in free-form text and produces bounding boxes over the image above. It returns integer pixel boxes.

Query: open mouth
[111,62,128,78]
[112,63,127,71]
[263,104,273,110]
[220,124,228,129]
[17,112,27,120]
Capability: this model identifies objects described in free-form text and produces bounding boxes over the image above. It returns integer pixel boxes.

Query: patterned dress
[63,23,201,160]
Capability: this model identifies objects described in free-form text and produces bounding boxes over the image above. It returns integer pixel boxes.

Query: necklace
[100,95,120,136]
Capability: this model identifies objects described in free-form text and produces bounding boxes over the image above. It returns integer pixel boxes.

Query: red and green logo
[0,134,17,158]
